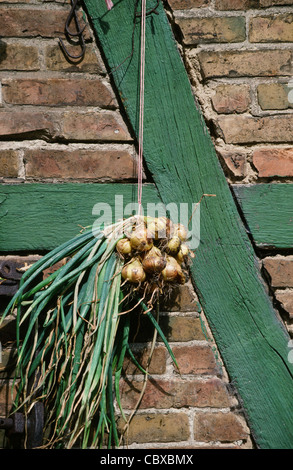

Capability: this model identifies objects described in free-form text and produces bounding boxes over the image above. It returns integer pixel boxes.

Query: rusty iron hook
[64,0,87,37]
[59,0,86,60]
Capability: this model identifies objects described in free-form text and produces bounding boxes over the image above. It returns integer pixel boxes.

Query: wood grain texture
[83,0,293,448]
[0,183,160,251]
[232,184,293,249]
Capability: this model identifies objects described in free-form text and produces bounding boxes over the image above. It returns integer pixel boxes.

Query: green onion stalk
[0,215,190,449]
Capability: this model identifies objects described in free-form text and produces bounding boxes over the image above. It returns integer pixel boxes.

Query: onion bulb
[116,238,132,256]
[176,243,189,263]
[147,217,172,240]
[129,225,153,252]
[166,235,181,255]
[172,223,188,242]
[142,246,166,274]
[161,256,185,284]
[122,258,146,283]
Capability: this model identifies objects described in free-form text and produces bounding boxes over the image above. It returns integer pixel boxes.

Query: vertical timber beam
[83,0,293,448]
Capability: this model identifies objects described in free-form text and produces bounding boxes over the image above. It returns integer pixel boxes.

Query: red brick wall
[0,0,134,183]
[168,0,293,336]
[1,0,293,449]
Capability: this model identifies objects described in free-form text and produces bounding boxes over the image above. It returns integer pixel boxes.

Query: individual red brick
[45,44,105,74]
[117,412,190,444]
[0,109,130,142]
[263,256,293,288]
[0,8,68,37]
[0,150,19,178]
[259,0,293,6]
[158,316,206,342]
[257,83,292,110]
[216,115,293,144]
[2,78,116,108]
[0,43,39,71]
[275,290,293,319]
[176,16,246,44]
[62,111,132,142]
[24,147,137,180]
[43,259,66,279]
[211,84,250,113]
[120,378,230,409]
[249,14,293,43]
[168,0,210,8]
[123,345,167,375]
[197,49,292,79]
[172,344,220,375]
[217,149,247,178]
[252,147,293,177]
[160,281,200,312]
[0,111,59,139]
[215,0,257,9]
[194,412,248,442]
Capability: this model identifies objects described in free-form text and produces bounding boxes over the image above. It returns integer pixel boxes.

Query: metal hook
[59,34,86,60]
[58,0,86,60]
[135,0,160,17]
[65,0,87,37]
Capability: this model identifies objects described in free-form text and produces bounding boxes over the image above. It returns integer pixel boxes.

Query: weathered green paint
[1,182,291,252]
[0,183,160,251]
[233,184,293,249]
[83,0,293,448]
[1,182,291,253]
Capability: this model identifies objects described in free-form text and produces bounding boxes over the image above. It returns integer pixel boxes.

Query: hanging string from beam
[137,0,146,217]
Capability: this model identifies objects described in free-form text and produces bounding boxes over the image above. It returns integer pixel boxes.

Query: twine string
[137,0,146,217]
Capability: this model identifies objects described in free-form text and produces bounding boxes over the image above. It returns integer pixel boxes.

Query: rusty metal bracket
[0,402,44,448]
[0,257,38,296]
[0,259,24,281]
[0,259,24,296]
[0,413,25,435]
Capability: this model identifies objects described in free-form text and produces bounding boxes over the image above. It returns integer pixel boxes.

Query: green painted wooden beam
[0,183,160,251]
[1,183,291,252]
[232,184,293,249]
[83,0,293,448]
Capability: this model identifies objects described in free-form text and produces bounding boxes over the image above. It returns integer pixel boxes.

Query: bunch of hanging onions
[118,215,193,304]
[0,215,192,449]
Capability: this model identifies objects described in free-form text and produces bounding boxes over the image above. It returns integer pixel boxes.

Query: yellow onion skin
[166,236,181,255]
[129,225,153,252]
[147,217,172,240]
[142,246,166,274]
[146,221,158,240]
[172,223,188,242]
[180,244,189,256]
[161,256,185,284]
[176,244,189,263]
[122,258,146,283]
[116,238,132,256]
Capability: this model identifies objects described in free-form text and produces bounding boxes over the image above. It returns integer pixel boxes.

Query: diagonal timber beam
[82,0,293,448]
